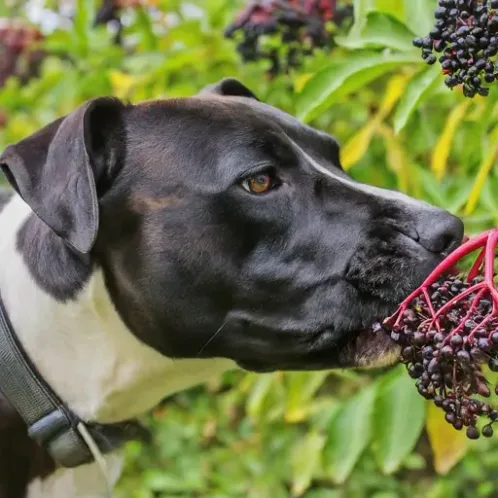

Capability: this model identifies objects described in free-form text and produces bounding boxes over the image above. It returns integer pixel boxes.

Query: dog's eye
[241,172,278,194]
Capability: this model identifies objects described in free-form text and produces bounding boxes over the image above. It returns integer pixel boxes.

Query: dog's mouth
[233,316,400,373]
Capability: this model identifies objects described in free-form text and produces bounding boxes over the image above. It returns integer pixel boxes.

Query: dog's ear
[199,78,259,101]
[0,97,125,254]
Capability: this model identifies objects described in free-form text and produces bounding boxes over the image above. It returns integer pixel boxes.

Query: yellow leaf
[341,74,409,170]
[378,124,409,193]
[110,71,137,100]
[426,402,469,475]
[378,74,410,120]
[431,101,471,182]
[341,121,377,170]
[464,125,498,215]
[295,73,313,93]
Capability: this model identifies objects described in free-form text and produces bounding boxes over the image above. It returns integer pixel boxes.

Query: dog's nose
[417,210,464,255]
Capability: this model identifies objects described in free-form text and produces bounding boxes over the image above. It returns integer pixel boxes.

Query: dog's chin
[336,326,401,370]
[235,324,401,373]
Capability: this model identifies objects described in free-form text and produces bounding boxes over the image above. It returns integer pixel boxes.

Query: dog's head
[0,78,463,373]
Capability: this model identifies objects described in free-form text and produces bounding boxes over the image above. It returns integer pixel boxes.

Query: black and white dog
[0,78,463,497]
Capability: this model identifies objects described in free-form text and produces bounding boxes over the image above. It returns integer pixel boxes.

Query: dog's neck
[0,194,233,424]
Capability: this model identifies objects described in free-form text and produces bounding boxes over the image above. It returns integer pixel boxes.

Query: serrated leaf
[403,0,435,36]
[291,431,326,496]
[394,64,441,134]
[323,386,377,484]
[336,13,417,52]
[426,402,469,475]
[297,52,421,122]
[373,366,426,474]
[431,101,471,181]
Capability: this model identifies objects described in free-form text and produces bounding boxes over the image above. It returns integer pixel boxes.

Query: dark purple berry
[482,425,494,438]
[466,426,480,439]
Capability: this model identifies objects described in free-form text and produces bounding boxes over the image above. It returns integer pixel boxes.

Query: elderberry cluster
[224,1,352,77]
[380,275,498,439]
[414,0,498,97]
[0,18,45,88]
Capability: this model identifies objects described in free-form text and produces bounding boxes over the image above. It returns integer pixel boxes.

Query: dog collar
[0,293,146,486]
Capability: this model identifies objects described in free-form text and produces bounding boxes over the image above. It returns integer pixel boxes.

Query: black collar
[0,293,149,468]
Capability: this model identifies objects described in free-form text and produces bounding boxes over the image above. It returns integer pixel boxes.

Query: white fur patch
[0,195,235,497]
[27,453,123,498]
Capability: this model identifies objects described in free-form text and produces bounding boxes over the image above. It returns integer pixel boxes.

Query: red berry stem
[484,228,498,286]
[384,228,497,329]
[434,282,487,324]
[467,246,485,281]
[443,287,486,343]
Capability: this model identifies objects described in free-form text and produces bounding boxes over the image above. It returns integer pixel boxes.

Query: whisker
[197,320,229,356]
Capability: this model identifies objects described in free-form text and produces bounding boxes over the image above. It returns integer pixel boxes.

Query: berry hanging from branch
[379,229,498,439]
[414,0,498,98]
[224,0,352,78]
[0,18,45,88]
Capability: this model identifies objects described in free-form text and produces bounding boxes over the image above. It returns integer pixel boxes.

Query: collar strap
[0,293,99,468]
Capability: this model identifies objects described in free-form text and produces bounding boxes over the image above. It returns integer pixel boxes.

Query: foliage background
[2,0,498,496]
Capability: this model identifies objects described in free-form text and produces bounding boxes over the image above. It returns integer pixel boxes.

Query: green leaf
[72,0,94,58]
[393,64,441,134]
[246,374,275,419]
[297,52,421,122]
[350,0,375,37]
[480,179,498,219]
[403,0,436,37]
[336,13,417,52]
[291,431,326,496]
[285,372,329,422]
[373,0,405,21]
[323,385,377,484]
[134,6,158,51]
[372,366,426,475]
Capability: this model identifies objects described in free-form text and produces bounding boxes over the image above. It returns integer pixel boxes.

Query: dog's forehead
[126,97,341,172]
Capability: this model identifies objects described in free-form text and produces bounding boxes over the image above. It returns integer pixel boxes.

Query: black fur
[0,79,463,493]
[0,79,463,372]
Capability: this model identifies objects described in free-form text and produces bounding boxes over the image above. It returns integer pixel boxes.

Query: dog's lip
[233,318,401,372]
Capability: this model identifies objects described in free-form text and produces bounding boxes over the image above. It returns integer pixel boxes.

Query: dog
[0,78,463,497]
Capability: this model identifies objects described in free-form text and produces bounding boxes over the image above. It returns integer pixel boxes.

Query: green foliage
[2,0,498,497]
